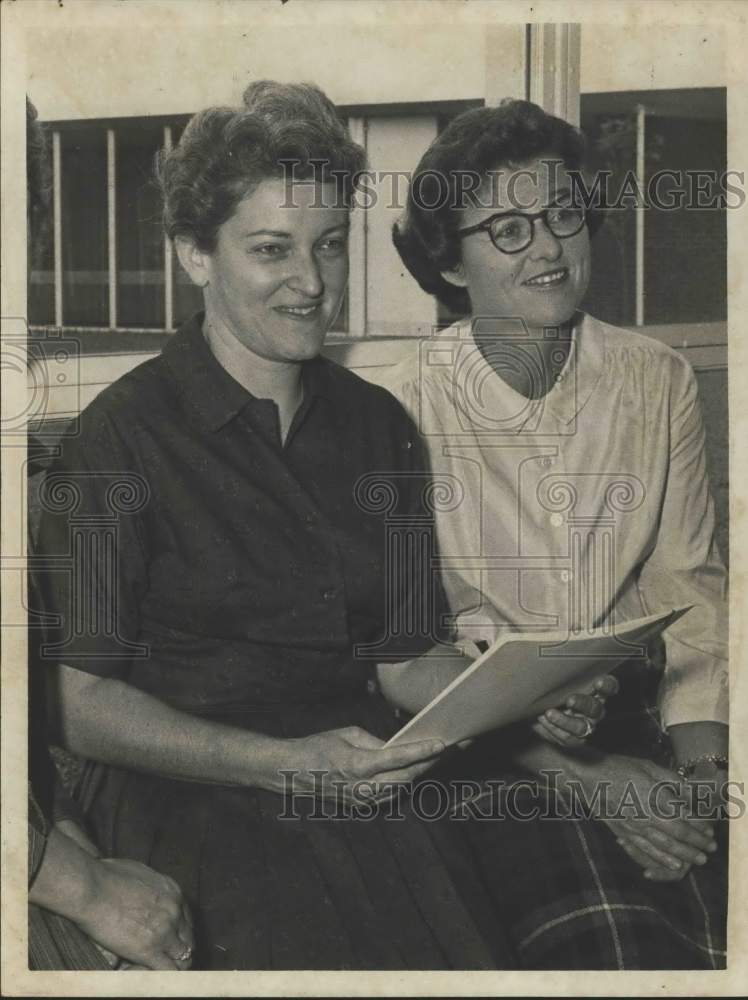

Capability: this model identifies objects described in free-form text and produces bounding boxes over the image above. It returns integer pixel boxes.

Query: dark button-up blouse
[34,314,446,713]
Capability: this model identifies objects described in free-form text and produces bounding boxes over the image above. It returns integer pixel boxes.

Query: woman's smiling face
[445,157,591,331]
[192,177,350,363]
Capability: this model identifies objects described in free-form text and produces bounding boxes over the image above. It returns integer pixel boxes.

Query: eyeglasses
[457,205,587,255]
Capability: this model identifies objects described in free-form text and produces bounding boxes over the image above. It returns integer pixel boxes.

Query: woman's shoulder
[377,320,467,400]
[63,353,177,461]
[314,354,417,420]
[581,313,694,385]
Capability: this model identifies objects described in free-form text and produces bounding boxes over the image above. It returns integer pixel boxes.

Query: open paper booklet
[385,606,691,748]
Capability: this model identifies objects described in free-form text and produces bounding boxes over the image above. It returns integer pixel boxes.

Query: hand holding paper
[385,607,690,749]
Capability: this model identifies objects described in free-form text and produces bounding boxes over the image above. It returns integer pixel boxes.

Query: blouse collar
[161,312,335,433]
[444,311,606,432]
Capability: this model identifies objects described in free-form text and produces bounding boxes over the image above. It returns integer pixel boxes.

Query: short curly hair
[393,99,592,314]
[158,81,366,251]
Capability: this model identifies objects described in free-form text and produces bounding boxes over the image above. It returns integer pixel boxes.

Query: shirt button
[560,570,572,583]
[366,678,378,696]
[550,513,564,527]
[321,588,336,601]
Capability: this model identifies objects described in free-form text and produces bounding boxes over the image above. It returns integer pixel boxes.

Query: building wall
[580,24,725,93]
[27,23,525,121]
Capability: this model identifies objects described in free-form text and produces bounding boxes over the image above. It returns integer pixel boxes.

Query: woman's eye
[493,219,523,241]
[317,236,348,256]
[252,244,287,258]
[549,206,579,223]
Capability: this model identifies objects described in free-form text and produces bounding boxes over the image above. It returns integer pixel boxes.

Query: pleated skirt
[83,693,515,970]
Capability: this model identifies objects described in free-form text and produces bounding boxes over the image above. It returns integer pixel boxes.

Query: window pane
[60,127,108,326]
[643,106,726,324]
[579,106,637,327]
[117,122,165,328]
[580,90,726,327]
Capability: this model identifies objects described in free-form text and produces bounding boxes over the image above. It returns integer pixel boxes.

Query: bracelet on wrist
[674,752,728,779]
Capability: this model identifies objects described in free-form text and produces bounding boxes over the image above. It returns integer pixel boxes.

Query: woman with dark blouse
[35,82,610,971]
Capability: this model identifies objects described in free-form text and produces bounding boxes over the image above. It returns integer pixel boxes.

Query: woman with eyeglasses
[385,99,728,969]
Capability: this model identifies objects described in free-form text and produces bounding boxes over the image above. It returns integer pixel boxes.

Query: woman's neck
[474,319,574,400]
[202,312,304,443]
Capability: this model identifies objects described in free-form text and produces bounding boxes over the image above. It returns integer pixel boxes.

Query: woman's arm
[55,664,293,791]
[53,664,445,803]
[376,645,474,715]
[668,720,728,779]
[636,359,728,736]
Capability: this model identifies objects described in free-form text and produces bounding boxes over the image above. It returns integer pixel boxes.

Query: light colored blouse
[382,312,728,728]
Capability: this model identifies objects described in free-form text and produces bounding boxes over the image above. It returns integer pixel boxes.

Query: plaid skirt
[452,768,727,969]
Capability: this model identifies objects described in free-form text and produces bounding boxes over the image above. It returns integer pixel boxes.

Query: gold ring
[581,717,595,739]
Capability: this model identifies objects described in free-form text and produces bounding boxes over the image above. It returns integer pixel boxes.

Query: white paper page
[386,607,689,747]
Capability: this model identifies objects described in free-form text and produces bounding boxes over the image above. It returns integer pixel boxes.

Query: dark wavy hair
[393,99,595,314]
[158,81,366,251]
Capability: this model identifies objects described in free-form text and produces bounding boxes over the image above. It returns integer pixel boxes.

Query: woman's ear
[174,236,211,288]
[440,263,468,289]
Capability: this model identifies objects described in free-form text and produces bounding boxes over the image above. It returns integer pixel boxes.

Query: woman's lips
[274,304,322,319]
[522,267,569,289]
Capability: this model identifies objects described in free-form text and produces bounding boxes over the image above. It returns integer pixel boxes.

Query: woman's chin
[520,299,580,332]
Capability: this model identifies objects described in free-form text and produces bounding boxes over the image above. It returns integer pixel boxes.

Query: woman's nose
[288,252,324,298]
[529,218,563,260]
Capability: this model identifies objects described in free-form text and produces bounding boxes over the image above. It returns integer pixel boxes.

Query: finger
[642,805,716,849]
[373,755,442,787]
[544,708,591,740]
[532,718,579,748]
[533,716,584,747]
[617,838,683,881]
[656,817,717,853]
[643,827,711,867]
[622,831,687,873]
[616,836,664,872]
[341,727,384,750]
[593,674,619,698]
[564,693,605,722]
[356,739,444,779]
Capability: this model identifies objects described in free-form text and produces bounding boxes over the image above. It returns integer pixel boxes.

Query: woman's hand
[598,756,718,881]
[532,674,619,748]
[282,726,445,805]
[76,857,194,970]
